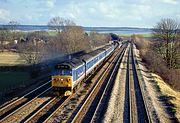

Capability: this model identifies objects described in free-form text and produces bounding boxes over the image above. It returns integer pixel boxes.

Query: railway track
[127,43,151,123]
[0,80,51,120]
[70,43,127,123]
[0,87,52,123]
[43,96,71,123]
[43,43,126,123]
[89,43,127,122]
[0,81,50,120]
[25,96,70,123]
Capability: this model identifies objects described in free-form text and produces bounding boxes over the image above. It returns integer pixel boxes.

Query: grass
[0,71,30,91]
[137,33,152,38]
[152,73,180,121]
[118,33,152,38]
[0,51,26,65]
[48,31,58,36]
[118,33,132,37]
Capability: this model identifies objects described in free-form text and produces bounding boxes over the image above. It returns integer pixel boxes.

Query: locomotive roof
[59,58,84,69]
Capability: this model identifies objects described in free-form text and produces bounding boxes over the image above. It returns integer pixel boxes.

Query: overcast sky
[0,0,179,27]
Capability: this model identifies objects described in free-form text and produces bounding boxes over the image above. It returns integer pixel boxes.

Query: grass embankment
[0,72,30,91]
[133,35,180,121]
[0,51,30,91]
[152,73,180,121]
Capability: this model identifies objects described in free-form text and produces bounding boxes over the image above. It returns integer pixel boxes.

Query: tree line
[0,17,111,63]
[0,17,112,77]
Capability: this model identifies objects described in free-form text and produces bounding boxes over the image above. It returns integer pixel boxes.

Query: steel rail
[0,80,51,117]
[129,44,135,123]
[0,87,52,123]
[131,43,152,123]
[43,96,71,123]
[71,44,127,123]
[90,43,127,122]
[24,97,57,123]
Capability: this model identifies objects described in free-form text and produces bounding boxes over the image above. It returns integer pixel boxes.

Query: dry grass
[0,51,25,65]
[152,73,180,122]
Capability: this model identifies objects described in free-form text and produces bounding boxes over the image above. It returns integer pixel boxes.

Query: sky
[0,0,179,27]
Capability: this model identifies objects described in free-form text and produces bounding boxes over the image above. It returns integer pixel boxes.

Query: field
[48,31,58,36]
[119,33,152,38]
[0,72,30,91]
[0,51,25,65]
[0,52,30,91]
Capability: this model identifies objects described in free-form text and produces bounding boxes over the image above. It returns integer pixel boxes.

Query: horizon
[0,24,153,29]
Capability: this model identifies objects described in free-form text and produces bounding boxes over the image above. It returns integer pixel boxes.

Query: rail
[131,43,152,123]
[0,87,52,123]
[71,44,127,123]
[0,80,51,118]
[90,43,126,122]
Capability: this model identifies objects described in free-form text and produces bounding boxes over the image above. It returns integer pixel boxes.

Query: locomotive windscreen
[55,64,70,69]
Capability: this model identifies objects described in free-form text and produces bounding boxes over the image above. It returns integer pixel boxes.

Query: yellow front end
[52,76,72,96]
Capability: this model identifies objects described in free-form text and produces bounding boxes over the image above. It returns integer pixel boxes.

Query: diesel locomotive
[51,44,115,96]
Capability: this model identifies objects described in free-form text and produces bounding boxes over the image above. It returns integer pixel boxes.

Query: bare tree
[17,31,46,77]
[7,21,20,42]
[47,17,75,33]
[18,41,44,64]
[0,27,10,52]
[47,34,64,58]
[89,31,109,48]
[153,18,180,68]
[47,17,90,57]
[8,21,19,31]
[60,26,90,53]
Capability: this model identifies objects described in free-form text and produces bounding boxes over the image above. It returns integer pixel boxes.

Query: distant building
[14,40,18,44]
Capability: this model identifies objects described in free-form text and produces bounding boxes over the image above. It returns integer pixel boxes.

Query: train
[51,44,115,96]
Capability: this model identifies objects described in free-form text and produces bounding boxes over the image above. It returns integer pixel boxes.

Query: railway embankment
[133,45,173,122]
[151,73,180,122]
[133,35,179,122]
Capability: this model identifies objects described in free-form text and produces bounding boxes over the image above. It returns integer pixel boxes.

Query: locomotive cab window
[54,64,72,76]
[58,69,72,76]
